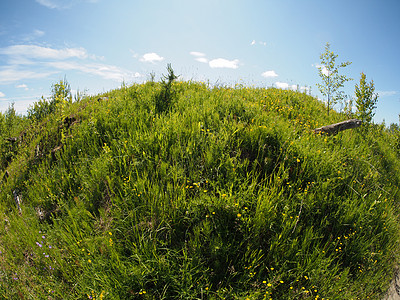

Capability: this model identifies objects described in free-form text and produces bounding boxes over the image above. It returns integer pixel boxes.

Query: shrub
[155,64,178,114]
[28,77,72,122]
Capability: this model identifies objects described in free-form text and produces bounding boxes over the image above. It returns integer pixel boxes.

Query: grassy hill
[0,76,400,299]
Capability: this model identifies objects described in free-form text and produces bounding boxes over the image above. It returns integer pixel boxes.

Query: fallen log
[314,119,362,135]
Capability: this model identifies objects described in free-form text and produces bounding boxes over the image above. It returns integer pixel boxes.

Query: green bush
[28,77,72,122]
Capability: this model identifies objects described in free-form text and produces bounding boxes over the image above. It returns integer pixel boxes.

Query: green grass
[0,79,400,299]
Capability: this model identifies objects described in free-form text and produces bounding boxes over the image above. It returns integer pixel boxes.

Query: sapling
[317,43,352,115]
[155,64,178,114]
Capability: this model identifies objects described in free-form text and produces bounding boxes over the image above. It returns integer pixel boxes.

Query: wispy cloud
[0,45,88,62]
[33,29,45,37]
[0,66,56,84]
[0,91,5,98]
[48,61,142,81]
[377,90,397,97]
[0,44,141,84]
[35,0,98,10]
[190,51,206,57]
[0,95,46,114]
[251,40,267,46]
[140,52,164,63]
[261,70,278,78]
[36,0,62,9]
[190,51,208,63]
[130,50,139,59]
[0,25,6,36]
[22,29,45,41]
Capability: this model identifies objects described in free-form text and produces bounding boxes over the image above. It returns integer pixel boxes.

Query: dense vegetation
[1,76,400,299]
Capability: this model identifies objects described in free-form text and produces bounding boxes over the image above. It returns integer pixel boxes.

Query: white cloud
[16,84,29,90]
[190,51,208,63]
[275,82,289,89]
[0,92,5,98]
[261,70,278,78]
[190,51,206,57]
[190,52,238,68]
[297,86,311,94]
[275,82,297,90]
[209,58,239,69]
[140,52,164,63]
[314,64,329,76]
[196,57,208,63]
[251,40,256,46]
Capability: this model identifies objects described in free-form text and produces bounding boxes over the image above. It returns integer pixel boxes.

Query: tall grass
[0,79,399,299]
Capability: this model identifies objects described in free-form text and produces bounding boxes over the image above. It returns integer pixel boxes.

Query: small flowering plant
[32,231,55,275]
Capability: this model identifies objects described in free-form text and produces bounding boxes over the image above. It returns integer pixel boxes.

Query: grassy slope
[0,80,400,299]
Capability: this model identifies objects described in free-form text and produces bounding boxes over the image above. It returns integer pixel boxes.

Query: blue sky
[0,0,399,125]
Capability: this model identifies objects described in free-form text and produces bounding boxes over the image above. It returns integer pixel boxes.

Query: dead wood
[314,119,362,135]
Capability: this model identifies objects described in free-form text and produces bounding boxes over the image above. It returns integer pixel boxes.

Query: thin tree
[317,43,352,115]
